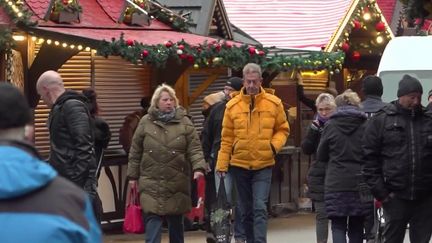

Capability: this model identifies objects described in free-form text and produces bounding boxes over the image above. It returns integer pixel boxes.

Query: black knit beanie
[226,77,243,91]
[362,75,383,96]
[397,74,423,97]
[0,83,31,129]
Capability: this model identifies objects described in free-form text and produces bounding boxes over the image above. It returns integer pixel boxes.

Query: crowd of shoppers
[3,62,432,243]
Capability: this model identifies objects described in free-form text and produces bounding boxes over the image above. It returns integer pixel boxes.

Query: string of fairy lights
[29,36,96,53]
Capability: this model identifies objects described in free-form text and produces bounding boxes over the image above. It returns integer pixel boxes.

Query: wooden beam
[27,43,78,108]
[187,67,227,75]
[188,73,219,106]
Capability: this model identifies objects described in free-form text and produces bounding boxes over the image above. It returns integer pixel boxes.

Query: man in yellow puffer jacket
[216,63,289,243]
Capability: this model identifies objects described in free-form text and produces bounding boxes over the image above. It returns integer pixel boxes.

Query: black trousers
[204,172,217,233]
[383,195,432,243]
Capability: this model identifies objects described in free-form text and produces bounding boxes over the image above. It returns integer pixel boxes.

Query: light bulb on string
[363,12,371,21]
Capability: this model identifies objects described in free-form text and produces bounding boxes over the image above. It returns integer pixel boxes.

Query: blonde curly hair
[335,89,361,107]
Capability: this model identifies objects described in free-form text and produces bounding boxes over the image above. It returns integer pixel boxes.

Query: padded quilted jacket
[216,87,289,172]
[127,106,206,215]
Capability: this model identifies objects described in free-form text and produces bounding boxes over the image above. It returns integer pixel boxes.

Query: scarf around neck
[156,108,176,122]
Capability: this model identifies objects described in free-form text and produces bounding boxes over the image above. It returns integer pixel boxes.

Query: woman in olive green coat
[127,84,206,243]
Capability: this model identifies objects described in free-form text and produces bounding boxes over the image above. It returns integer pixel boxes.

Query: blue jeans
[331,216,364,243]
[144,213,184,243]
[230,166,273,243]
[215,171,246,241]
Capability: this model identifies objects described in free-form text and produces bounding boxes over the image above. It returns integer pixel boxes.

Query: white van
[377,36,432,105]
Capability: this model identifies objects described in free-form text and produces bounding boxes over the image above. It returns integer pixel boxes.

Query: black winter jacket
[361,95,387,118]
[317,107,367,193]
[302,125,326,201]
[48,90,96,188]
[201,100,226,170]
[362,102,432,201]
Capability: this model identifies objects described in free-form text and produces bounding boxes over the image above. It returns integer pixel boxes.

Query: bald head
[36,70,65,108]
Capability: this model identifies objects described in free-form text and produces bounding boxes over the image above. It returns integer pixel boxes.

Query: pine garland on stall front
[97,33,345,73]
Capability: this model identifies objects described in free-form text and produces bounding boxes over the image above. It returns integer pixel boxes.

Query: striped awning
[223,0,352,51]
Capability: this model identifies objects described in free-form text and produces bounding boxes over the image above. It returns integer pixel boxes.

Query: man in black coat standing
[361,75,388,118]
[363,74,432,243]
[201,77,245,243]
[36,71,97,200]
[360,75,388,242]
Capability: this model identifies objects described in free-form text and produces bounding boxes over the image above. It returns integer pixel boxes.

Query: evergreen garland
[0,0,36,51]
[97,33,345,73]
[0,28,14,51]
[400,0,431,22]
[0,0,36,26]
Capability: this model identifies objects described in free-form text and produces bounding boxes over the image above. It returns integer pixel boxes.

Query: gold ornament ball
[283,63,287,66]
[193,64,199,69]
[330,71,334,75]
[335,60,341,64]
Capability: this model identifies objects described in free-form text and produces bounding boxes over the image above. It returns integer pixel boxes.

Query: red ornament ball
[258,50,265,56]
[179,54,187,59]
[353,20,361,30]
[215,44,222,52]
[126,39,134,46]
[186,55,194,63]
[248,47,256,55]
[351,51,361,62]
[225,43,232,49]
[142,50,149,57]
[375,22,385,32]
[177,44,185,50]
[341,42,350,52]
[165,41,173,48]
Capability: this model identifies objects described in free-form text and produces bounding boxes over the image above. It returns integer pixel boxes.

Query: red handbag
[123,183,145,234]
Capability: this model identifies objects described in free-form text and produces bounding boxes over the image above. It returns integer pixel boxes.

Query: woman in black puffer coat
[317,89,370,243]
[302,92,336,243]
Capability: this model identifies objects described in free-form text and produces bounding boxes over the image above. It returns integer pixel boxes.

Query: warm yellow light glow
[12,35,25,41]
[46,39,52,44]
[363,12,371,21]
[37,38,44,44]
[77,45,83,50]
[31,36,37,41]
[54,41,60,46]
[376,36,384,44]
[85,47,91,51]
[70,45,75,49]
[91,49,97,54]
[301,70,327,77]
[17,12,23,17]
[62,43,67,47]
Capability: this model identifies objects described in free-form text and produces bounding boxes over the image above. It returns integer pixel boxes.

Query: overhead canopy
[223,0,352,50]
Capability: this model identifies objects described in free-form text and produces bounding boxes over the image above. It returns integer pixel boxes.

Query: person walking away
[302,93,336,243]
[362,74,432,243]
[127,83,207,243]
[119,97,150,154]
[317,89,369,243]
[216,63,290,243]
[36,71,98,206]
[82,88,111,179]
[201,77,245,243]
[359,75,388,242]
[82,88,111,222]
[0,83,101,243]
